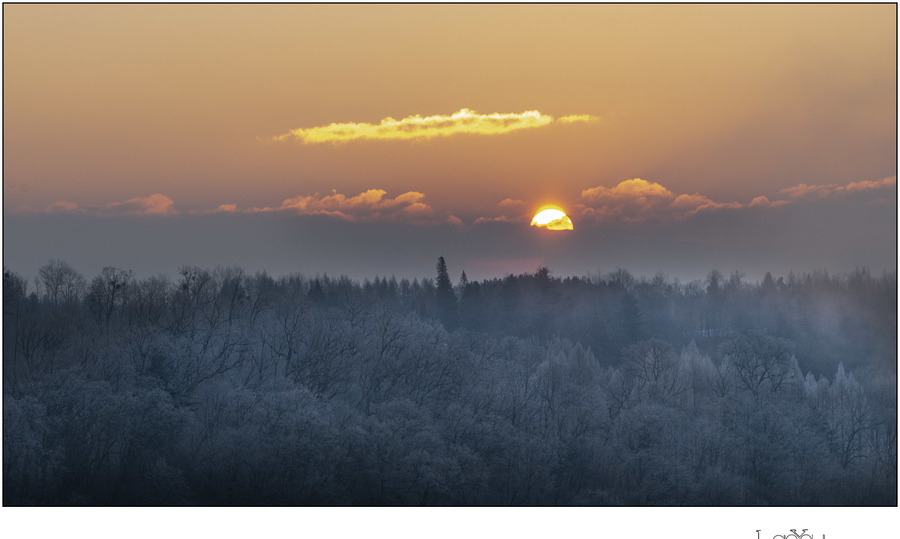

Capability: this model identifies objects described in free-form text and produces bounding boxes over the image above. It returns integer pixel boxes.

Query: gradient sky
[3,4,896,283]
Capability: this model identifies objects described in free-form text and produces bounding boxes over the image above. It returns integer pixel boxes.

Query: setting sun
[531,208,574,230]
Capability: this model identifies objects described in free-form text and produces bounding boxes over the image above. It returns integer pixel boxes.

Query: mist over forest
[3,258,896,505]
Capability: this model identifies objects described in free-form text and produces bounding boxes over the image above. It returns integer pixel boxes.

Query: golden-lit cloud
[579,178,679,222]
[105,194,178,216]
[209,203,238,213]
[28,189,461,225]
[779,183,834,199]
[748,196,790,208]
[844,176,896,192]
[26,194,178,216]
[558,114,600,124]
[582,178,674,208]
[473,198,531,224]
[780,176,896,199]
[578,178,785,222]
[498,198,526,208]
[272,108,598,144]
[670,193,743,216]
[446,215,465,227]
[247,188,449,223]
[578,175,894,223]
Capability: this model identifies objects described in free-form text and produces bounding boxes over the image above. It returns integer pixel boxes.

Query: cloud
[578,175,894,224]
[26,194,178,216]
[579,178,679,222]
[44,200,79,213]
[498,198,525,208]
[447,215,465,227]
[209,203,238,213]
[272,108,599,144]
[248,188,443,223]
[472,197,533,225]
[779,183,835,199]
[780,175,896,199]
[838,176,897,193]
[582,178,674,207]
[844,176,896,192]
[558,114,600,124]
[28,189,459,226]
[578,178,786,223]
[748,196,790,208]
[474,215,527,225]
[103,194,178,216]
[670,193,743,216]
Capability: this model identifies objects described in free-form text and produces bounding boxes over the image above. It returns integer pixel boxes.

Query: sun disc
[531,208,574,230]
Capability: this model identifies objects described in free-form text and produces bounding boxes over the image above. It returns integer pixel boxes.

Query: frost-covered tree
[37,259,86,306]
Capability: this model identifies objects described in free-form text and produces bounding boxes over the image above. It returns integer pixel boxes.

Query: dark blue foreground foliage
[3,261,896,505]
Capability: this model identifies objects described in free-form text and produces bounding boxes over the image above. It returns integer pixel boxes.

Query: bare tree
[37,259,86,306]
[88,266,134,325]
[720,334,792,396]
[623,339,686,405]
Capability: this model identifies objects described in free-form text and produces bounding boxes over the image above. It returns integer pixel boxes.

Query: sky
[3,3,897,284]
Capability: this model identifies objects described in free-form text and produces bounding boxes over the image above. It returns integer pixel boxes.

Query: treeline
[2,259,896,505]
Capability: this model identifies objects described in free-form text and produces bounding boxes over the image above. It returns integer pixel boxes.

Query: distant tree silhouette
[435,256,457,329]
[88,266,134,325]
[761,271,777,295]
[436,256,452,292]
[37,259,86,306]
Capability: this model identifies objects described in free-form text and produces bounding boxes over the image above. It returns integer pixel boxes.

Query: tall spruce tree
[435,256,457,329]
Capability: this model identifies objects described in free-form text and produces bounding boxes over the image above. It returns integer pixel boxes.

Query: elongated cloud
[779,184,834,199]
[497,198,525,208]
[104,194,178,216]
[28,194,178,216]
[780,176,896,199]
[577,175,894,223]
[44,201,79,213]
[474,215,526,225]
[208,204,238,213]
[578,178,785,223]
[582,178,675,209]
[247,188,453,224]
[558,114,598,124]
[845,176,896,192]
[273,108,598,144]
[474,198,531,224]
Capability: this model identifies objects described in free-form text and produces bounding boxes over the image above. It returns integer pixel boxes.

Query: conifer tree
[435,256,457,329]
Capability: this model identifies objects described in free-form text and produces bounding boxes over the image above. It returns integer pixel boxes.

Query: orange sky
[5,4,895,218]
[3,4,896,281]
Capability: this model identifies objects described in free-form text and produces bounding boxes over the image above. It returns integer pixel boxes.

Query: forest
[3,258,897,505]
